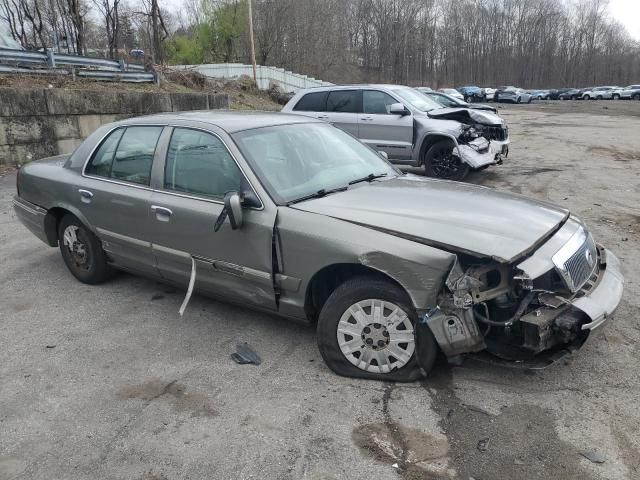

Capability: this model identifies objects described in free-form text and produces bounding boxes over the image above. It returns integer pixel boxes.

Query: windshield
[232,123,398,204]
[390,88,443,112]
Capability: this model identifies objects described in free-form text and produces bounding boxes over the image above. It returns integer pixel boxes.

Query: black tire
[423,139,470,181]
[596,95,603,100]
[633,93,640,101]
[317,277,438,382]
[58,214,113,284]
[584,94,590,100]
[613,94,620,100]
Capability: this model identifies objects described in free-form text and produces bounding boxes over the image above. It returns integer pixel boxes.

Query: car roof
[297,84,417,92]
[118,110,322,133]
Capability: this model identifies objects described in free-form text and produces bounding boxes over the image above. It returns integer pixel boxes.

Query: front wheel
[613,94,620,100]
[317,278,437,381]
[58,215,113,284]
[423,139,470,181]
[584,95,591,100]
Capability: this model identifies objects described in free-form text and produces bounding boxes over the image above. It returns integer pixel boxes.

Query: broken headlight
[459,126,480,143]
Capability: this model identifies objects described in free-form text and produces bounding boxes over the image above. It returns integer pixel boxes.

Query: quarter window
[86,126,162,186]
[326,90,361,113]
[164,128,243,199]
[363,90,399,114]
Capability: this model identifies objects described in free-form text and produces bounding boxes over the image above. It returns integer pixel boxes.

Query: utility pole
[247,0,257,83]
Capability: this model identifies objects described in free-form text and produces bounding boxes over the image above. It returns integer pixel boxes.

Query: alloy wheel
[336,299,415,374]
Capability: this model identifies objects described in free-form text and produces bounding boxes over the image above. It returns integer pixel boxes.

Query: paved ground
[1,101,639,480]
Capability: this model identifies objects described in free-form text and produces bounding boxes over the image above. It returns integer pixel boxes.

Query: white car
[581,86,620,100]
[612,85,640,100]
[438,88,464,100]
[483,87,496,101]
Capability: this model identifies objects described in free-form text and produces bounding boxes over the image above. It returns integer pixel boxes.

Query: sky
[609,0,640,40]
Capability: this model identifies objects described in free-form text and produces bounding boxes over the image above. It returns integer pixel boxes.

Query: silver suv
[282,85,509,181]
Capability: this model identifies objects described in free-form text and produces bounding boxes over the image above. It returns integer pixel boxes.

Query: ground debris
[580,451,606,464]
[477,437,490,451]
[231,343,262,365]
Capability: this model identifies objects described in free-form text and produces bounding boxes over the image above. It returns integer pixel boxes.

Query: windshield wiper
[287,186,348,205]
[348,172,388,185]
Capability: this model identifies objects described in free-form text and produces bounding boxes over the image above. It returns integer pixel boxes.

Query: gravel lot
[1,101,638,480]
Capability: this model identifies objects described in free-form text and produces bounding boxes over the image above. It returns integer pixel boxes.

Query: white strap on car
[179,257,197,316]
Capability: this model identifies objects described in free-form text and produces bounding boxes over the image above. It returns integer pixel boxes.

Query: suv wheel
[584,94,591,100]
[596,95,603,100]
[613,94,620,100]
[58,215,113,284]
[316,277,437,381]
[633,93,640,101]
[424,139,470,181]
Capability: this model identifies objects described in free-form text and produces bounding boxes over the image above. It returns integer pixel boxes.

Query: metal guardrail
[0,47,152,82]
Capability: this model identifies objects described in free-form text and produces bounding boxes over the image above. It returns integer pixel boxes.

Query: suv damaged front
[424,107,510,170]
[420,216,624,368]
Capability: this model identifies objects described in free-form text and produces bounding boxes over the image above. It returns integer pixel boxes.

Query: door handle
[316,114,329,120]
[360,116,373,121]
[78,189,93,203]
[151,205,173,221]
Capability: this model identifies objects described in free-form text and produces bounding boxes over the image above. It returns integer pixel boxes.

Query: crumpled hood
[427,107,504,126]
[291,176,569,263]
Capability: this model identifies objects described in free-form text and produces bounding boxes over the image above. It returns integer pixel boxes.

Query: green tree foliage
[167,0,247,65]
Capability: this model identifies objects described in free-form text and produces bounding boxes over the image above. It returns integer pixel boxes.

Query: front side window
[233,123,398,204]
[164,128,243,199]
[326,90,361,113]
[86,126,162,186]
[363,90,398,114]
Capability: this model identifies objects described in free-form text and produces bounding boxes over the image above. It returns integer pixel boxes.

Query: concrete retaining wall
[0,88,229,165]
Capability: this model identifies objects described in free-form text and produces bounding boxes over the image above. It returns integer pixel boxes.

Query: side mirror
[378,151,389,160]
[389,103,409,116]
[214,191,243,232]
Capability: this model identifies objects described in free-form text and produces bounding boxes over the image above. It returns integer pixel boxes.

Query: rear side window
[327,90,361,113]
[293,91,327,112]
[164,128,243,199]
[86,126,163,185]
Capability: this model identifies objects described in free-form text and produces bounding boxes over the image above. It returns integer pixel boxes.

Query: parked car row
[420,84,640,102]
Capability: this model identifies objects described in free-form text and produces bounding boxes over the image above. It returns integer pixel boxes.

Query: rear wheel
[584,94,591,100]
[424,139,469,181]
[613,94,620,100]
[58,215,113,284]
[596,95,603,100]
[633,93,640,101]
[317,277,437,381]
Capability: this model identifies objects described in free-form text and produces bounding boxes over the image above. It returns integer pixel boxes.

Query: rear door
[78,125,163,276]
[325,89,361,137]
[148,126,277,310]
[359,89,413,160]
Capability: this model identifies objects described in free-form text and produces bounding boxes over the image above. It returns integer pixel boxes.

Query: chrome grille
[552,228,598,292]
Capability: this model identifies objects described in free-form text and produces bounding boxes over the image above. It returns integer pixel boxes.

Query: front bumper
[572,248,624,330]
[456,137,508,169]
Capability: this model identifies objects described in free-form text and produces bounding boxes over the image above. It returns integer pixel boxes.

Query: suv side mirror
[214,191,243,232]
[389,103,409,116]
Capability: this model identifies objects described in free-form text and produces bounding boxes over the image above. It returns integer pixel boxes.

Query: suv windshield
[233,123,398,204]
[389,88,443,112]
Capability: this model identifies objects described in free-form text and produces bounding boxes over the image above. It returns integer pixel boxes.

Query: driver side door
[148,126,277,310]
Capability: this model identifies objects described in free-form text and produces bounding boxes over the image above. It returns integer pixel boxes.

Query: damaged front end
[419,222,624,369]
[433,108,510,170]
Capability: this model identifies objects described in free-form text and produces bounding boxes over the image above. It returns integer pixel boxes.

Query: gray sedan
[14,112,624,380]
